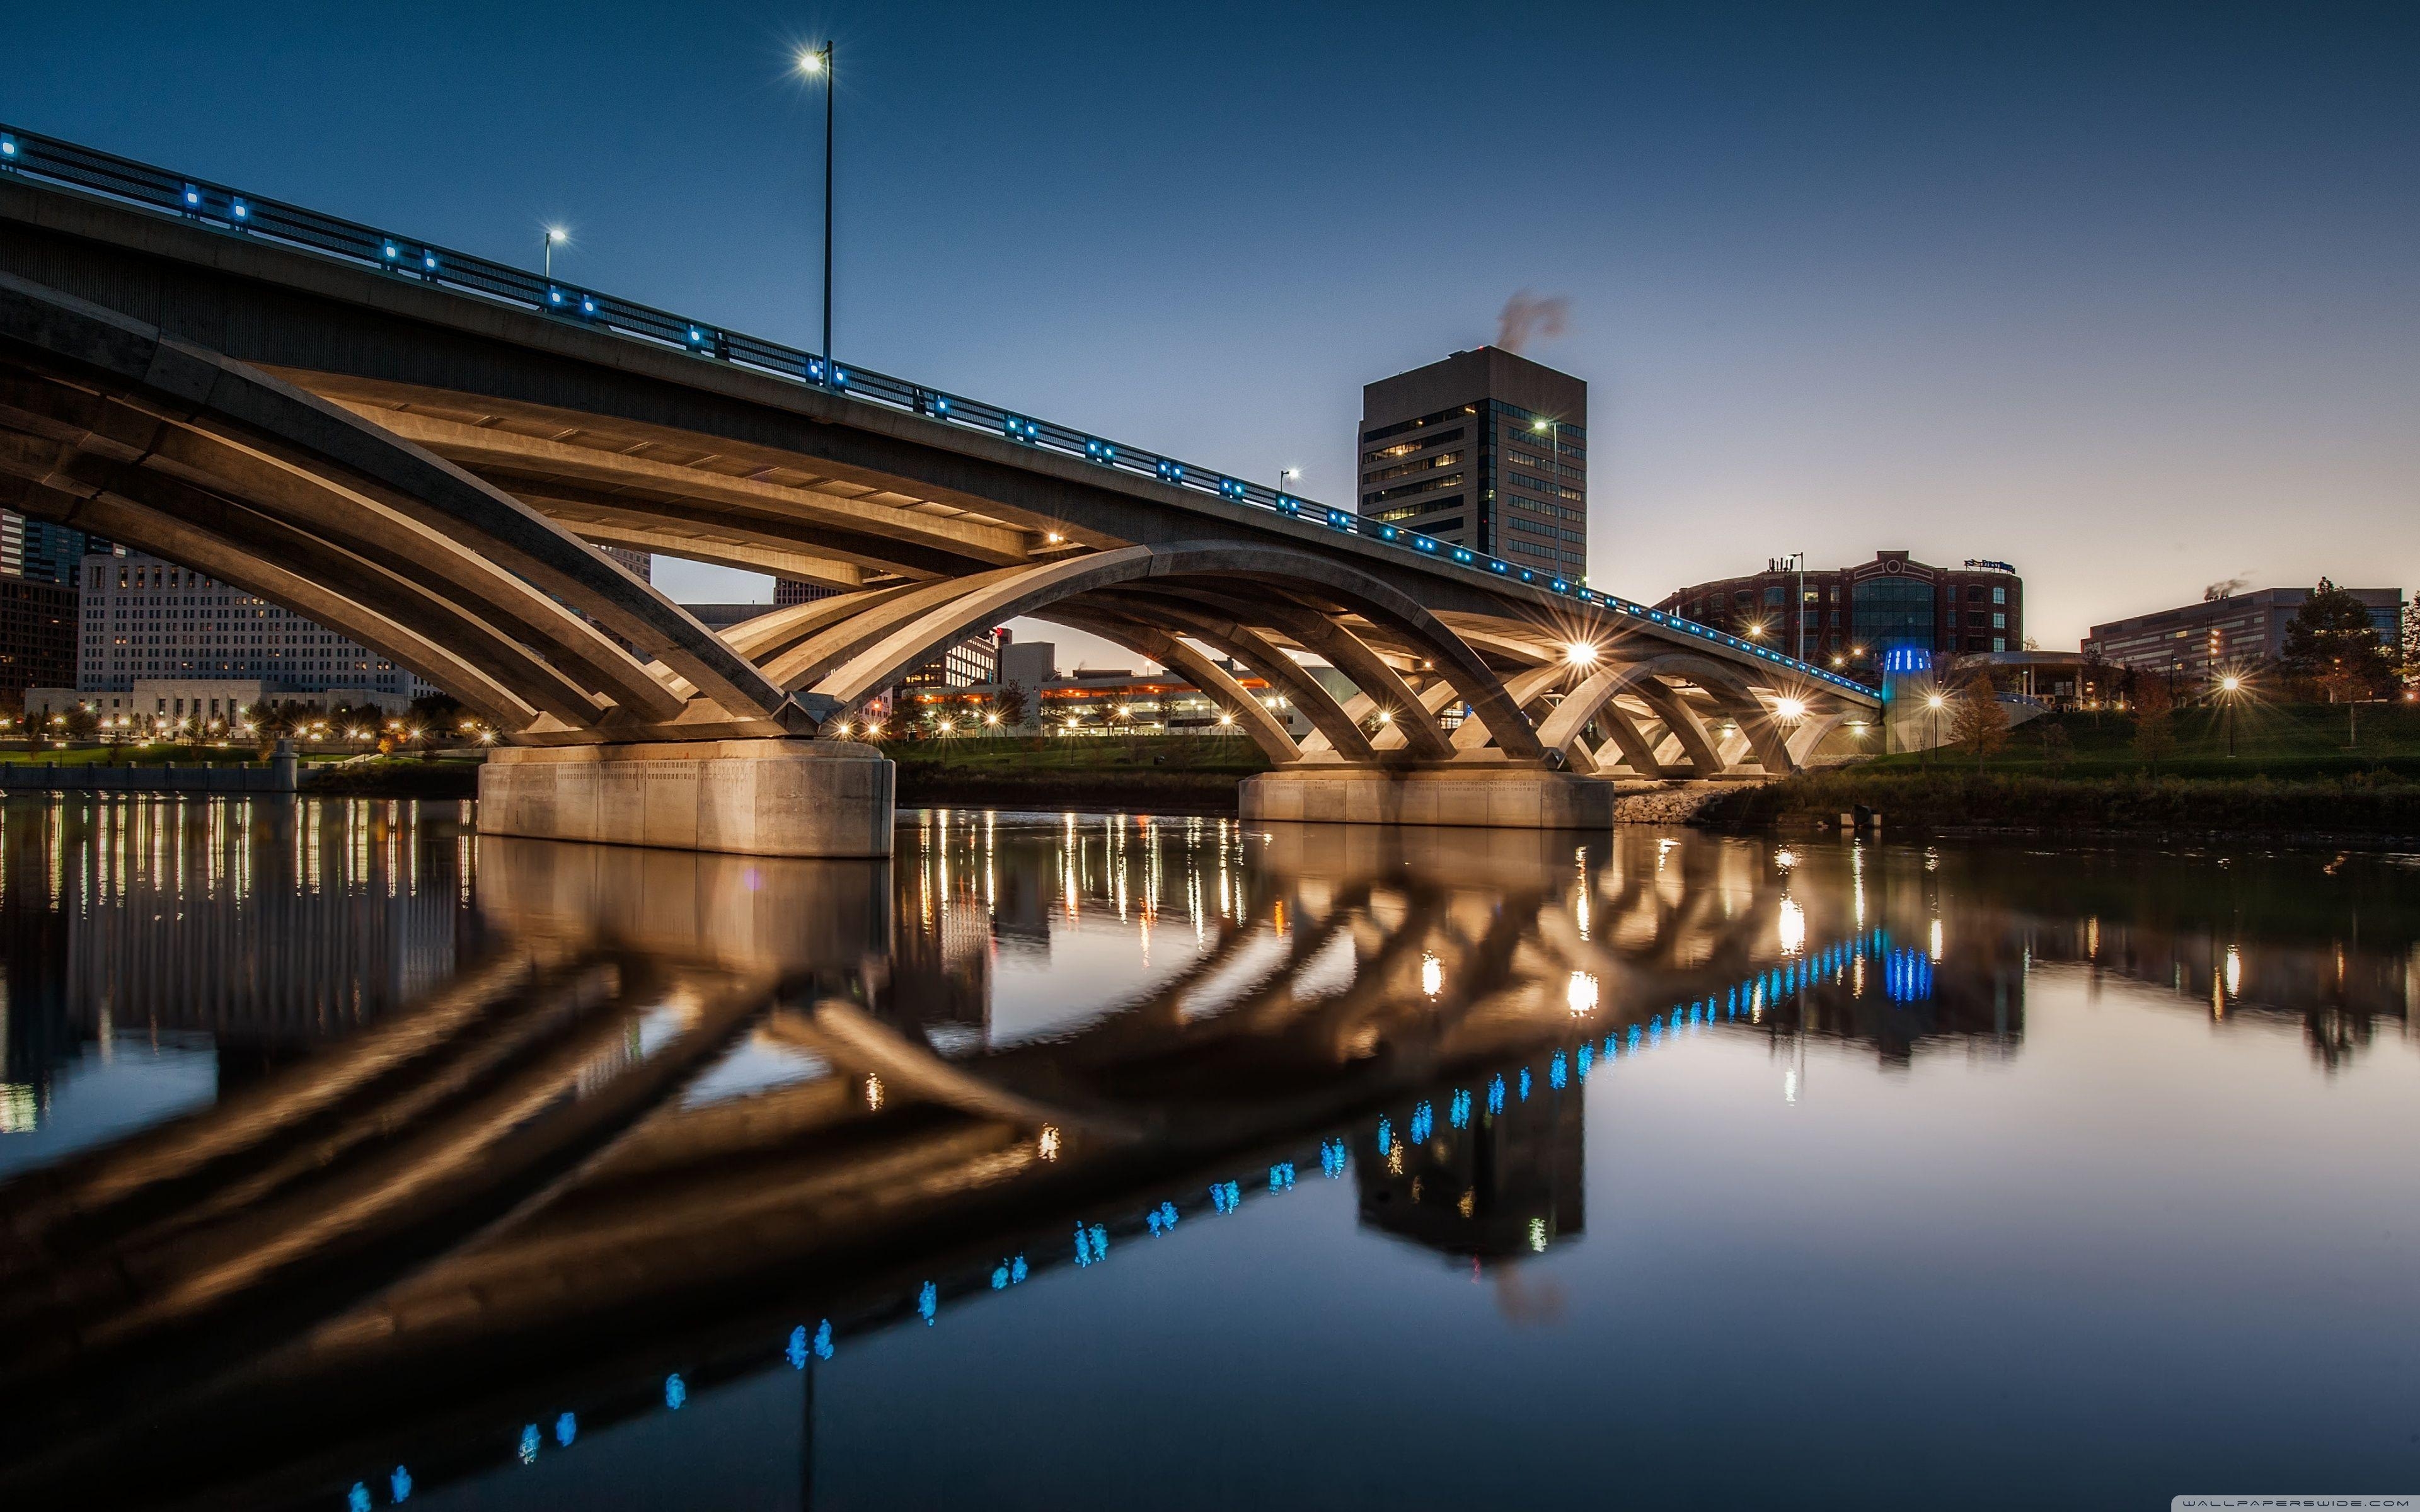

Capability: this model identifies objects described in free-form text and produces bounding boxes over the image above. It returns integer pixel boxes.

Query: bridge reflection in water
[0,799,2410,1509]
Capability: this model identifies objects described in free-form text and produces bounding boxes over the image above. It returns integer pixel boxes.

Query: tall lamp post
[1278,466,1300,496]
[797,43,836,364]
[2218,673,2241,758]
[543,226,567,278]
[1769,551,1807,661]
[1923,691,1945,765]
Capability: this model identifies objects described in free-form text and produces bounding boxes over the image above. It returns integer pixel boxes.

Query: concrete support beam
[479,739,893,857]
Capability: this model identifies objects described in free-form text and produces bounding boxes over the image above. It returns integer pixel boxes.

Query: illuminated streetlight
[1923,691,1946,763]
[1774,696,1806,722]
[795,41,837,364]
[2217,672,2244,757]
[1277,466,1300,495]
[543,226,568,278]
[1565,641,1598,667]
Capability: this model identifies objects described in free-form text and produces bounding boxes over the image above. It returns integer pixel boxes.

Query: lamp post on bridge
[1278,466,1300,498]
[543,226,567,279]
[797,42,837,366]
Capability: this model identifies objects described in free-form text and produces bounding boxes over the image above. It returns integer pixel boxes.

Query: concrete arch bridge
[0,126,1877,852]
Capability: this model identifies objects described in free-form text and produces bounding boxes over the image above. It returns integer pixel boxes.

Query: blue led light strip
[0,123,1870,695]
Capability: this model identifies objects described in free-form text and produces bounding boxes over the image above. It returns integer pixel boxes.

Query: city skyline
[8,2,2412,648]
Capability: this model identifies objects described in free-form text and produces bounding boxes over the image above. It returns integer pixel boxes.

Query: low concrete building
[2085,585,2405,680]
[25,678,415,730]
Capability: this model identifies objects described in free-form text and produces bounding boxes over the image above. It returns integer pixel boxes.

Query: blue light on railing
[1518,1067,1533,1102]
[0,135,16,158]
[548,287,563,305]
[664,1374,686,1409]
[349,1483,371,1512]
[518,1424,539,1466]
[1488,1074,1506,1116]
[1009,1254,1028,1285]
[1548,1051,1568,1089]
[382,241,398,260]
[933,395,950,414]
[580,295,596,315]
[787,1324,810,1366]
[918,1279,939,1322]
[231,198,248,220]
[1374,1116,1391,1154]
[556,1413,577,1448]
[182,182,200,207]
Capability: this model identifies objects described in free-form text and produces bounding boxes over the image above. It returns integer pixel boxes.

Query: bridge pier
[1237,764,1618,829]
[478,739,894,857]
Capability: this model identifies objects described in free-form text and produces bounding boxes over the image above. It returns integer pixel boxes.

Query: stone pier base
[479,739,893,857]
[1238,765,1617,829]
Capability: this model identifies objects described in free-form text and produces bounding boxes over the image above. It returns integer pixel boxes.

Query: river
[1,796,2414,1509]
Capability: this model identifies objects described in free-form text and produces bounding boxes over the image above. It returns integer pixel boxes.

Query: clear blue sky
[11,1,2414,649]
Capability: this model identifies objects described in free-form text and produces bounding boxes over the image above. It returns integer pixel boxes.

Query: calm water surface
[1,796,2415,1510]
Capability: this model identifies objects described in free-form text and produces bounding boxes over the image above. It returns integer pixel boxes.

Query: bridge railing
[0,124,1871,697]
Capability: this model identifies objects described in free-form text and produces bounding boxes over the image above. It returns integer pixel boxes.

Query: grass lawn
[1714,701,2420,836]
[1873,699,2420,781]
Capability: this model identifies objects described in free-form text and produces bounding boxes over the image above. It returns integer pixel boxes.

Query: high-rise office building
[0,512,106,586]
[0,576,77,706]
[775,578,840,609]
[596,546,652,582]
[72,552,434,704]
[1354,348,1587,580]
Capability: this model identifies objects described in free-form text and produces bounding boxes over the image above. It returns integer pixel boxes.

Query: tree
[2038,720,2074,773]
[2278,579,2395,701]
[1947,677,2010,766]
[2131,677,2176,772]
[995,681,1028,731]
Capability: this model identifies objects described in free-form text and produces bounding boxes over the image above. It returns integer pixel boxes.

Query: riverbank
[0,747,483,799]
[1702,703,2420,840]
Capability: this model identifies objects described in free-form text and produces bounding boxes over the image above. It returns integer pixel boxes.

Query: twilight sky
[11,1,2414,651]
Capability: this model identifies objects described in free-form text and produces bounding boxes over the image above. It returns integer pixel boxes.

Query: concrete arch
[1042,605,1303,764]
[0,270,805,742]
[800,542,1544,762]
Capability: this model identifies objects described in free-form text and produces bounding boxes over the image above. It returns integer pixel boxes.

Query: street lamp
[1923,691,1946,764]
[543,226,568,278]
[797,42,836,365]
[2218,673,2242,758]
[1278,466,1300,496]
